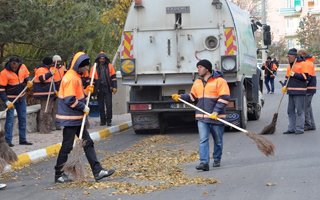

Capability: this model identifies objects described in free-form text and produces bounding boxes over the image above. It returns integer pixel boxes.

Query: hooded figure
[54,51,115,184]
[90,51,117,126]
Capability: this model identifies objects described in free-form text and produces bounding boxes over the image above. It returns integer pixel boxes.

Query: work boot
[7,142,14,147]
[19,141,33,145]
[304,126,316,131]
[283,130,295,134]
[55,173,72,184]
[0,183,6,190]
[295,130,304,134]
[195,163,209,171]
[212,160,221,168]
[100,122,106,126]
[94,169,115,181]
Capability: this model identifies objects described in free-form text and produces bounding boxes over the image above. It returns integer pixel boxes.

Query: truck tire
[248,103,261,120]
[240,90,248,129]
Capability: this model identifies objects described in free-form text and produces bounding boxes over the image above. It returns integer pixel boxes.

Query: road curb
[5,121,132,171]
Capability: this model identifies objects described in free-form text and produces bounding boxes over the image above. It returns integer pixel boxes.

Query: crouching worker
[54,52,115,183]
[172,59,230,171]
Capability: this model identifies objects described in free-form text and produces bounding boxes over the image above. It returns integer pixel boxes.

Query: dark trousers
[97,90,112,123]
[264,76,275,93]
[55,126,102,176]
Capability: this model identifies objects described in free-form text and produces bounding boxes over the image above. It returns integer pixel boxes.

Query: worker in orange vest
[90,52,117,126]
[298,49,317,131]
[33,57,56,134]
[54,52,115,183]
[52,55,65,130]
[172,59,230,170]
[0,56,33,146]
[282,48,308,134]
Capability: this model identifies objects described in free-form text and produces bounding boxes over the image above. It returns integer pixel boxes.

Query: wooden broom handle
[178,98,248,133]
[79,63,97,140]
[45,60,58,113]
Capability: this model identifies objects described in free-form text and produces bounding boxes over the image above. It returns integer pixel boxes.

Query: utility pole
[261,0,267,62]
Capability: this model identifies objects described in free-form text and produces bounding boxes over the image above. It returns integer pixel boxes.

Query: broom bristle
[0,134,18,163]
[260,113,278,135]
[62,139,86,180]
[245,131,275,156]
[0,157,7,173]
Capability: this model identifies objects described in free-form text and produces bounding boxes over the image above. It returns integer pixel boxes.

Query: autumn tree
[0,0,111,67]
[297,14,320,56]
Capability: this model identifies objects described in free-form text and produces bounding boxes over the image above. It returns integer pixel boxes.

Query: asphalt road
[1,72,320,200]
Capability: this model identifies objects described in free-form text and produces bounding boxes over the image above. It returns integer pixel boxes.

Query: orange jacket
[304,56,317,94]
[285,59,308,95]
[33,65,55,99]
[51,65,65,91]
[180,71,230,125]
[0,63,30,102]
[56,52,90,127]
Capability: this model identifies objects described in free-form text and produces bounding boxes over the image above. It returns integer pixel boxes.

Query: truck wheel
[240,91,248,129]
[248,103,261,120]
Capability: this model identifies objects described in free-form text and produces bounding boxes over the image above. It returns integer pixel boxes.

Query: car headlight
[221,55,236,72]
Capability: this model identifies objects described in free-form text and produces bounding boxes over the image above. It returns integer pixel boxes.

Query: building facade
[275,0,320,48]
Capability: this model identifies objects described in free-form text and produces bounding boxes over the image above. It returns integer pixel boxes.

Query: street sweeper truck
[119,0,267,133]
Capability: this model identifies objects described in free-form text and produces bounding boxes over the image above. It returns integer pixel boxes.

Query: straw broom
[179,98,275,156]
[260,58,297,135]
[0,131,17,172]
[62,63,97,179]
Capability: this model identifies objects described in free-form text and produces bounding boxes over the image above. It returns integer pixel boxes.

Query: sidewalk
[8,113,131,170]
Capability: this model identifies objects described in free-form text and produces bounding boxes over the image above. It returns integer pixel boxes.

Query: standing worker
[0,56,33,147]
[54,52,115,183]
[282,48,308,134]
[52,55,65,130]
[33,57,56,134]
[90,52,117,126]
[298,50,317,131]
[261,56,278,94]
[172,59,230,171]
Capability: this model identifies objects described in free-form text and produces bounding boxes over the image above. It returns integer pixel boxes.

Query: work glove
[281,86,287,94]
[171,94,181,102]
[50,68,56,75]
[6,101,14,110]
[209,112,218,120]
[85,85,94,94]
[112,88,117,94]
[83,105,90,115]
[26,81,33,89]
[290,71,295,77]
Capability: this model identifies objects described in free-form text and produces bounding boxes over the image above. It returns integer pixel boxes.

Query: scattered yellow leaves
[57,135,217,195]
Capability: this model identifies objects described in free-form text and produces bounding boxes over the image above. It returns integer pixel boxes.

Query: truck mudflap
[225,110,242,127]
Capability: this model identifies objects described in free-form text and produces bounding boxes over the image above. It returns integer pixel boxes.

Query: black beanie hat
[42,57,53,65]
[196,59,212,73]
[9,56,21,63]
[287,48,297,56]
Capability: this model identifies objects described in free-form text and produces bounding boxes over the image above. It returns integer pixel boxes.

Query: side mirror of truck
[263,25,271,46]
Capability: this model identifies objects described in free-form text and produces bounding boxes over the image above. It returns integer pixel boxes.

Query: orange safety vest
[0,64,30,101]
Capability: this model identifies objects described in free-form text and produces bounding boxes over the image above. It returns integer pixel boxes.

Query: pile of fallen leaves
[58,135,217,195]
